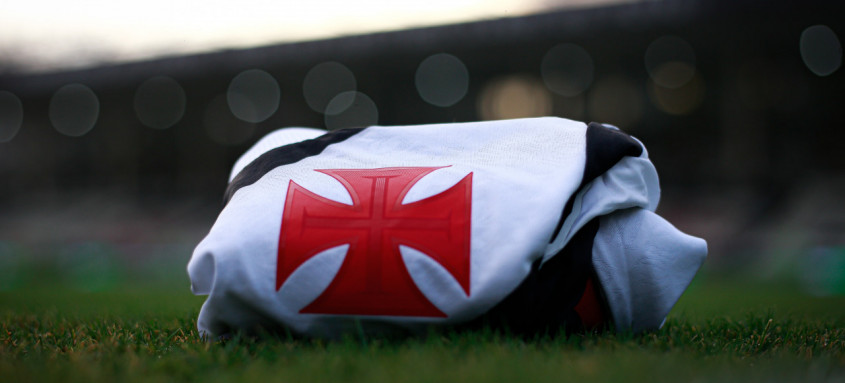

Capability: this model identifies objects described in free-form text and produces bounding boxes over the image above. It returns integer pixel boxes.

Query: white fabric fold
[592,208,707,332]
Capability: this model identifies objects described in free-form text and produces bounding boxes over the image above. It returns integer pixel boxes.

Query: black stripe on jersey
[549,123,643,242]
[224,128,364,205]
[463,218,604,336]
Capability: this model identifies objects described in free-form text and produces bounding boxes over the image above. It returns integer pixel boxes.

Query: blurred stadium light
[0,0,843,283]
[134,76,187,130]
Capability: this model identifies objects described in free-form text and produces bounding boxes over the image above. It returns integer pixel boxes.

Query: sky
[0,0,636,73]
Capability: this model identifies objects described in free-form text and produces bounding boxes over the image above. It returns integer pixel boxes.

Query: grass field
[1,262,844,382]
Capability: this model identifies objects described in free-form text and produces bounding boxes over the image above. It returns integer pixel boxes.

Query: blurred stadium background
[0,0,843,294]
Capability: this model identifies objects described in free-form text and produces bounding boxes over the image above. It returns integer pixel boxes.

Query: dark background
[0,0,843,290]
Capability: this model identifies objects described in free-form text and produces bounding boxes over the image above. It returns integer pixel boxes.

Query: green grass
[1,271,844,382]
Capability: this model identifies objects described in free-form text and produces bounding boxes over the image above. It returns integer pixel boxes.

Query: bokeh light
[800,247,845,296]
[49,83,99,137]
[0,91,23,143]
[541,43,594,96]
[133,76,186,129]
[648,71,705,115]
[205,94,255,145]
[227,69,280,123]
[732,60,809,112]
[0,242,25,291]
[800,25,842,77]
[554,94,586,121]
[57,242,122,292]
[415,53,469,107]
[587,75,643,127]
[324,91,379,130]
[303,62,357,114]
[477,75,552,120]
[645,35,696,89]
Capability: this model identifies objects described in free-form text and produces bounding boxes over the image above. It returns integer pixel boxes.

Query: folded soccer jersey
[188,117,707,338]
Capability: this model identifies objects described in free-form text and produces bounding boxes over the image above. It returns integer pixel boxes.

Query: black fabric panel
[582,122,643,184]
[223,128,364,205]
[461,218,602,337]
[549,123,643,241]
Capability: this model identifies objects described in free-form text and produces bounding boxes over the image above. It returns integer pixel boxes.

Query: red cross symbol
[277,167,472,317]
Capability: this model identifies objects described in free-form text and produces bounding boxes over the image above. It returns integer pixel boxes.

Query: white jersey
[188,117,706,338]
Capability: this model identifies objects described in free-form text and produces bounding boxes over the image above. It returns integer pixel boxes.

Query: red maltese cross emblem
[276,167,472,317]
